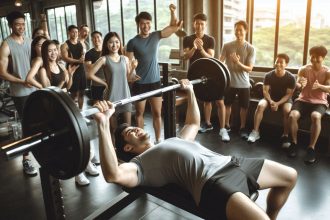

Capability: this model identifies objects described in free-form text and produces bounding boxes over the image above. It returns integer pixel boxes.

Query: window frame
[223,0,319,73]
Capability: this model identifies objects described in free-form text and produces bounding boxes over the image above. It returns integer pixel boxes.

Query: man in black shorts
[287,46,330,164]
[183,13,229,142]
[126,4,182,144]
[94,79,297,220]
[85,31,105,104]
[247,54,296,145]
[61,25,86,110]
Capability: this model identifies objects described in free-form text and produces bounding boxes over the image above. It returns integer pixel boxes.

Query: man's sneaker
[85,162,99,176]
[199,123,213,133]
[22,159,37,176]
[304,147,316,164]
[281,136,291,148]
[239,128,249,140]
[287,143,297,158]
[91,156,100,165]
[247,130,260,143]
[75,173,90,186]
[219,128,230,142]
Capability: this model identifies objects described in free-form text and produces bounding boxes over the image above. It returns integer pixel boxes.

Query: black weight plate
[22,87,90,179]
[52,87,90,177]
[210,57,231,88]
[187,58,227,101]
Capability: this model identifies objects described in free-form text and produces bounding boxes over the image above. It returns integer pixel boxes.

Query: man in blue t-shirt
[126,4,182,144]
[247,54,296,146]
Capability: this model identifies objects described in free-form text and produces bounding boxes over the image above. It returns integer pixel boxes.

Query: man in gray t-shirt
[0,11,37,176]
[126,4,182,144]
[220,20,255,139]
[94,79,297,220]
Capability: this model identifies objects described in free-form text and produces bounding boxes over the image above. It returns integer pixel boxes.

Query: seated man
[247,53,296,145]
[287,46,330,164]
[94,80,297,220]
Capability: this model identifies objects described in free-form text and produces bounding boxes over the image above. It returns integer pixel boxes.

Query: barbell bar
[81,77,207,118]
[1,58,230,179]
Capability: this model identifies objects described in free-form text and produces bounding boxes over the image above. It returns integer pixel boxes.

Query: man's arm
[178,79,200,141]
[262,84,273,103]
[94,101,139,187]
[60,43,83,64]
[296,68,307,90]
[276,88,294,106]
[160,4,183,38]
[0,41,26,84]
[312,70,330,93]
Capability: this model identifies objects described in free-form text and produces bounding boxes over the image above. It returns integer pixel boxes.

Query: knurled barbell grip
[1,128,70,160]
[81,78,205,118]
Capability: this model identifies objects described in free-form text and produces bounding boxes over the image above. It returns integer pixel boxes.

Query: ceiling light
[15,0,22,7]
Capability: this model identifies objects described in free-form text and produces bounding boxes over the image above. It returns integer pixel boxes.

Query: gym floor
[1,108,330,220]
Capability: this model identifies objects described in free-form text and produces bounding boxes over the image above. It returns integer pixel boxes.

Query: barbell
[1,58,230,180]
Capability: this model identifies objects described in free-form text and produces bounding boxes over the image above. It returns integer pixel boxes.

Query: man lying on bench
[93,79,297,220]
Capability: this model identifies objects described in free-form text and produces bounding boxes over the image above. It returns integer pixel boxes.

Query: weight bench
[84,163,259,220]
[85,184,259,220]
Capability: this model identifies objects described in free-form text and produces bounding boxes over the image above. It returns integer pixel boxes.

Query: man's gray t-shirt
[5,36,36,96]
[221,41,255,88]
[131,137,231,205]
[126,31,161,84]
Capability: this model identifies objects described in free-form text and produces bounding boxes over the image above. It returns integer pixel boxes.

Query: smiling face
[274,57,288,73]
[310,54,324,68]
[138,18,151,36]
[122,126,151,154]
[193,19,206,36]
[107,36,121,54]
[92,33,103,48]
[234,24,247,41]
[11,18,25,36]
[47,43,58,62]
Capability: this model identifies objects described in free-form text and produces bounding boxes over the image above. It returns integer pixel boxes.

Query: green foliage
[253,25,330,67]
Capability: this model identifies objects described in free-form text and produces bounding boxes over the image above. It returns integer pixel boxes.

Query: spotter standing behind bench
[94,79,297,220]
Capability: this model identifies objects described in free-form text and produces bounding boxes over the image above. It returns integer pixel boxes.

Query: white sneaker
[85,162,99,176]
[247,130,260,143]
[219,128,230,142]
[75,173,90,186]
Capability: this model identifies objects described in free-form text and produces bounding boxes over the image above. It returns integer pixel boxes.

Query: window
[309,0,330,67]
[252,0,276,67]
[93,0,179,63]
[46,5,77,43]
[0,17,10,41]
[223,0,247,43]
[278,0,307,68]
[156,0,179,64]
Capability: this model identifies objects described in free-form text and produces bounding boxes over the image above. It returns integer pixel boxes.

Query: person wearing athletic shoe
[126,4,182,144]
[247,54,295,144]
[219,20,255,140]
[94,79,297,220]
[0,11,37,176]
[183,13,228,141]
[288,46,330,164]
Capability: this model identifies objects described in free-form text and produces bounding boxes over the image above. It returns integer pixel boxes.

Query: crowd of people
[0,3,329,219]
